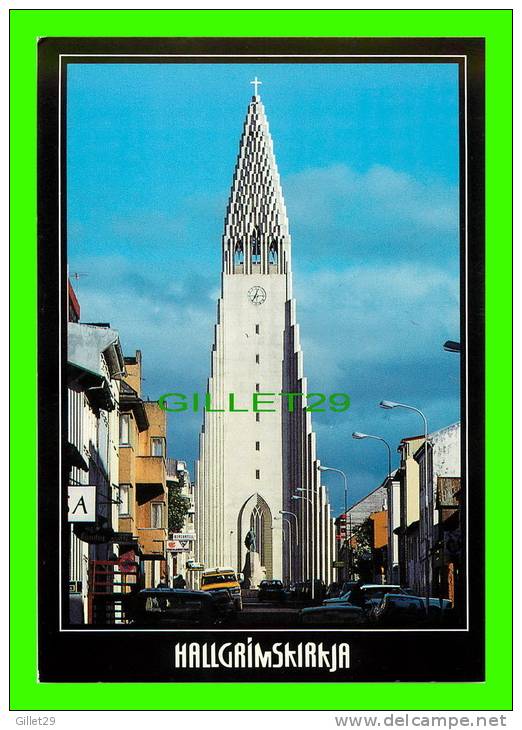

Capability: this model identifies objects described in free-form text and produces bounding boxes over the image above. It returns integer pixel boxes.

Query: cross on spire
[250,76,262,96]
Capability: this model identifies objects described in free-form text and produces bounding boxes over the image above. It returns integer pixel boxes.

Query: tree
[351,517,374,581]
[168,482,190,534]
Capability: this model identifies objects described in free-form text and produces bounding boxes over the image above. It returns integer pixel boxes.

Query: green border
[10,9,512,711]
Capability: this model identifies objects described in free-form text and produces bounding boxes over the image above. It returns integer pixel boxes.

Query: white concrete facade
[196,94,335,586]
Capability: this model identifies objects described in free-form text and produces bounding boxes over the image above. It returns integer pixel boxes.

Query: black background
[38,36,485,683]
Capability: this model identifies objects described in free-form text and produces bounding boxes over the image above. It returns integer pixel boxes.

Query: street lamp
[318,465,349,579]
[352,432,392,478]
[292,493,315,600]
[279,510,299,545]
[280,510,298,585]
[276,515,293,584]
[379,399,430,609]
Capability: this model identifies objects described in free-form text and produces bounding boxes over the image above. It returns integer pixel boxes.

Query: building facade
[336,483,388,581]
[414,421,461,599]
[394,435,425,593]
[119,351,169,589]
[67,313,125,623]
[195,89,335,586]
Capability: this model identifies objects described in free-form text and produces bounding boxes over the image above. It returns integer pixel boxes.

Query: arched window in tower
[251,230,261,264]
[234,241,244,265]
[268,239,278,265]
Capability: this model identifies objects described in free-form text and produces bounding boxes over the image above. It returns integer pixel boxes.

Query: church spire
[223,90,291,275]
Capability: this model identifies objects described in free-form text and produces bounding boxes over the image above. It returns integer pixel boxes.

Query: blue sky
[67,62,461,515]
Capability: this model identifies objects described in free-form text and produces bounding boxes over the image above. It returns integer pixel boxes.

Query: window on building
[151,437,164,457]
[151,503,163,528]
[255,441,260,451]
[234,241,244,265]
[251,231,261,264]
[119,484,130,515]
[119,414,130,445]
[269,239,278,265]
[255,324,260,334]
[255,354,260,364]
[255,470,260,480]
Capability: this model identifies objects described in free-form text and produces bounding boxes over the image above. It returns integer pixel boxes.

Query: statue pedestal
[242,551,266,588]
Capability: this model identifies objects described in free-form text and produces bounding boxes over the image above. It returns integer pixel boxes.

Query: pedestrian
[349,578,366,607]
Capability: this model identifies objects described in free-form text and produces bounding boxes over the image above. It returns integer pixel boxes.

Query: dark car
[371,594,453,628]
[126,588,235,626]
[300,603,367,627]
[258,579,286,602]
[324,584,406,607]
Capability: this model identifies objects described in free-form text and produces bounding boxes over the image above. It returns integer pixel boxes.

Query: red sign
[118,549,137,573]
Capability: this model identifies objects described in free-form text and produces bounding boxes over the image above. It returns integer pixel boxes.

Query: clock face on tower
[247,286,267,305]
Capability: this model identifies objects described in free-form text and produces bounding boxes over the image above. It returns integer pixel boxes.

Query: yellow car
[200,568,243,610]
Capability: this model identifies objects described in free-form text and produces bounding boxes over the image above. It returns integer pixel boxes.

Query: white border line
[58,50,469,634]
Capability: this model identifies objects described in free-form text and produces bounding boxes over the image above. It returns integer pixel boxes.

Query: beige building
[395,435,425,590]
[118,351,169,589]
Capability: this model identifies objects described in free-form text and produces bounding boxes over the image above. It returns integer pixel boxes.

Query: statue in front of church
[244,528,256,552]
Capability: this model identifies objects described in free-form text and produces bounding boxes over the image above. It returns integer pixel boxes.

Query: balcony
[136,456,166,488]
[137,527,167,558]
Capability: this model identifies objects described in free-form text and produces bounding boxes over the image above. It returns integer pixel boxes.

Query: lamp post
[352,432,392,585]
[279,510,299,546]
[443,338,464,615]
[352,432,392,478]
[318,465,349,579]
[379,399,430,610]
[292,493,315,600]
[276,515,293,584]
[279,510,298,584]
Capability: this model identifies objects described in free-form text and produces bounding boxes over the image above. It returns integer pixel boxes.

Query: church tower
[195,83,335,586]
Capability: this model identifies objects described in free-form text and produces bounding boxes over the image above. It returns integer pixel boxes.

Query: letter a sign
[68,486,96,523]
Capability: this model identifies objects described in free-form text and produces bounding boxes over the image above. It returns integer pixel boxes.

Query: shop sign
[68,486,96,522]
[167,539,191,552]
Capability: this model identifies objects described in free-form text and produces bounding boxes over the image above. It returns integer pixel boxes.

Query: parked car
[324,584,406,607]
[325,582,342,599]
[127,588,235,626]
[300,603,368,627]
[339,581,359,596]
[371,594,453,628]
[200,567,243,610]
[288,581,306,602]
[258,579,286,602]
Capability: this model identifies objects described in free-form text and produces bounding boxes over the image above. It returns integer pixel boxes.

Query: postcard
[32,35,487,686]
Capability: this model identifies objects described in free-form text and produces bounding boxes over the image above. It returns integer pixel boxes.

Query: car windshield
[201,573,235,585]
[364,587,402,601]
[144,595,206,612]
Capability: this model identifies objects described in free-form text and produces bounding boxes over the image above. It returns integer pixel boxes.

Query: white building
[67,318,124,623]
[414,421,461,595]
[195,88,335,586]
